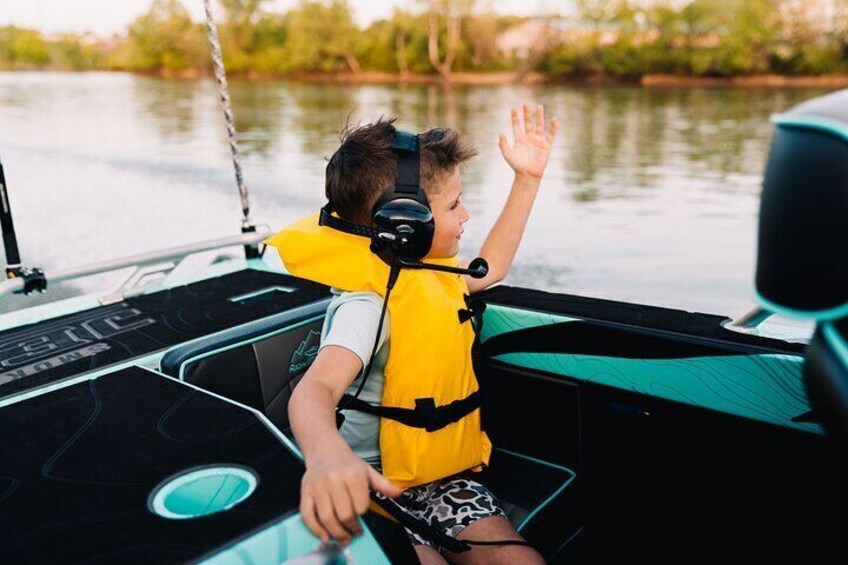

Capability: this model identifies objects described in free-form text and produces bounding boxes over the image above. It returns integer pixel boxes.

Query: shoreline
[166,70,848,88]
[640,73,848,88]
[4,68,848,87]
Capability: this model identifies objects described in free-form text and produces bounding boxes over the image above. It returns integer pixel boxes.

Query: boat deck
[0,365,305,563]
[0,269,329,400]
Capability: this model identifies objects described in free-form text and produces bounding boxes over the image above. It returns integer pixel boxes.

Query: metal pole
[0,230,268,298]
[0,158,22,273]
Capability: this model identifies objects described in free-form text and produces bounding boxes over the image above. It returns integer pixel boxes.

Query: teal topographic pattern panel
[494,351,819,434]
[481,304,818,434]
[480,304,578,343]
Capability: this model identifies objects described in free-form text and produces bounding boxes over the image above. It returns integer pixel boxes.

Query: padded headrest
[755,89,848,320]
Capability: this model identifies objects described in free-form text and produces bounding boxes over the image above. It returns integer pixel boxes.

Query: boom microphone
[396,257,489,279]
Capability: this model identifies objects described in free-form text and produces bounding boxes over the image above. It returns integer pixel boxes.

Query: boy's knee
[450,516,545,564]
[414,544,449,565]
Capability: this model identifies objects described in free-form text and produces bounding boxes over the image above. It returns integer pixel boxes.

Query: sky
[0,0,561,36]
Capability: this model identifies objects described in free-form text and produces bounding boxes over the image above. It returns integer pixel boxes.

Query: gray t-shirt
[319,290,388,465]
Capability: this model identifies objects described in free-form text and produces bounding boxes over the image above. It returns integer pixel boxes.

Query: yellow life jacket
[266,214,491,489]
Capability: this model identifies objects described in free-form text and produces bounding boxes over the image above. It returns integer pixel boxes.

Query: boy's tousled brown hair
[325,117,477,224]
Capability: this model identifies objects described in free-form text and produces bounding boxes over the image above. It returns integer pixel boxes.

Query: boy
[281,103,556,564]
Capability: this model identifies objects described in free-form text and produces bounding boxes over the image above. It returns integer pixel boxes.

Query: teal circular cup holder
[148,464,259,519]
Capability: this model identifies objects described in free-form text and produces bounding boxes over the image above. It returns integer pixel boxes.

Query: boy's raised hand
[499,103,558,180]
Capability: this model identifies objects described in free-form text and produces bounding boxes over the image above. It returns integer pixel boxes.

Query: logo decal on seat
[289,330,321,375]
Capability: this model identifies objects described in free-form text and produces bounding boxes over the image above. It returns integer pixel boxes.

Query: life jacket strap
[340,391,481,432]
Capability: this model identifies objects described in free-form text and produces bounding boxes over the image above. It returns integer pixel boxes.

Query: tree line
[0,0,846,79]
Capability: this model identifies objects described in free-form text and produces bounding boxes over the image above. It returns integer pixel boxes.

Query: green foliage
[601,39,645,77]
[50,35,105,70]
[393,12,438,73]
[243,14,288,73]
[781,44,847,75]
[12,30,50,66]
[465,14,506,70]
[220,0,268,24]
[543,0,845,78]
[544,43,600,76]
[217,0,279,72]
[0,26,50,68]
[123,0,207,71]
[282,0,362,72]
[2,0,844,78]
[357,18,402,72]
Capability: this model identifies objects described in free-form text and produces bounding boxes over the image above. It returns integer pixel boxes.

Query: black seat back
[756,88,848,316]
[160,301,329,434]
[804,321,848,438]
[755,89,848,437]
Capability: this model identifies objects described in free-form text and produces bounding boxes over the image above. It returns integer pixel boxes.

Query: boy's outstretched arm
[289,346,403,544]
[464,103,557,294]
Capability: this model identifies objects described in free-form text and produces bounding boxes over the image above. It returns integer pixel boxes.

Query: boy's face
[426,167,469,259]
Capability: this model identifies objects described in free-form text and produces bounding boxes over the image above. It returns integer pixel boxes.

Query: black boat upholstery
[471,287,848,559]
[804,320,848,438]
[160,305,328,434]
[756,88,848,316]
[159,304,578,551]
[479,448,576,534]
[755,89,848,439]
[0,269,330,401]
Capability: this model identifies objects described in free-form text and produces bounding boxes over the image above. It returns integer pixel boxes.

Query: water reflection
[0,72,833,316]
[228,80,287,157]
[134,75,201,142]
[286,81,357,155]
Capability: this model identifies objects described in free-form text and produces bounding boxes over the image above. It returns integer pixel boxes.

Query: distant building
[496,17,567,59]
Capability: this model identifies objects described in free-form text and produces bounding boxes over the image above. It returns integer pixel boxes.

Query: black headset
[320,130,435,264]
[319,128,488,278]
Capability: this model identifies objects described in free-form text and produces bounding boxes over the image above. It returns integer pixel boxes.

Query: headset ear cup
[372,194,434,262]
[368,129,435,263]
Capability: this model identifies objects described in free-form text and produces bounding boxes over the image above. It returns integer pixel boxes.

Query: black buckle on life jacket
[458,294,486,324]
[414,397,440,432]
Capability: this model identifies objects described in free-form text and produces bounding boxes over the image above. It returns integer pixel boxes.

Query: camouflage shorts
[395,473,506,549]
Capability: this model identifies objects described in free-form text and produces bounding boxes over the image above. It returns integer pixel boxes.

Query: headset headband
[391,130,420,195]
[320,129,424,241]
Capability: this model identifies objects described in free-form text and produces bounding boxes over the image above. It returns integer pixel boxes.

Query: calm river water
[0,72,831,316]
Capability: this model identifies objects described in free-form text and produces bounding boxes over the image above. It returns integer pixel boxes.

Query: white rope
[203,0,252,225]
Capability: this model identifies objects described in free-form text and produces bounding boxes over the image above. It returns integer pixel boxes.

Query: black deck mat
[0,269,329,399]
[0,366,304,563]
